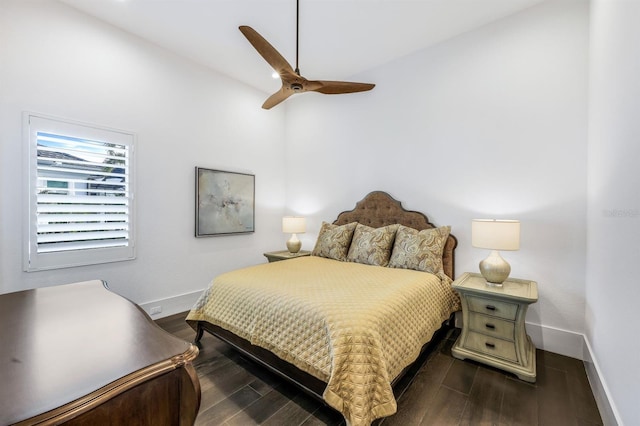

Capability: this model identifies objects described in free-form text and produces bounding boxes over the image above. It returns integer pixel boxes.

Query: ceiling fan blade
[240,1,375,109]
[310,81,375,95]
[262,87,295,110]
[239,26,294,75]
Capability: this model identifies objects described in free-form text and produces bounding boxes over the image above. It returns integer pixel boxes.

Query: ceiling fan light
[271,71,280,79]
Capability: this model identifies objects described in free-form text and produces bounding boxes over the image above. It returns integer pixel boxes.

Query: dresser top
[452,272,538,303]
[0,280,196,425]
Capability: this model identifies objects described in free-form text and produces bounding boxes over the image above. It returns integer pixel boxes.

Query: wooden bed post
[194,324,204,344]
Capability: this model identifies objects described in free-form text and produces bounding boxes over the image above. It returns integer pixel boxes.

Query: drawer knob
[485,305,497,311]
[485,342,496,349]
[485,323,496,330]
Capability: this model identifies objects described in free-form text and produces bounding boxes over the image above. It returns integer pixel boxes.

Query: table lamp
[282,216,306,253]
[472,219,520,285]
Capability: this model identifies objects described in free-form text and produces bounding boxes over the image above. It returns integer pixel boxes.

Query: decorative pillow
[347,223,399,266]
[311,221,358,261]
[388,225,451,276]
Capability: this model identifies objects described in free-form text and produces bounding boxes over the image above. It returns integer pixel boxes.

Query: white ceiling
[59,0,545,95]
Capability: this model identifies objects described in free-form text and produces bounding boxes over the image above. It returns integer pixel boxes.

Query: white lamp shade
[282,216,306,234]
[472,219,520,251]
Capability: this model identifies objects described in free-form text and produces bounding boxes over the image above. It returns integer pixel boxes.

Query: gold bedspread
[186,256,460,425]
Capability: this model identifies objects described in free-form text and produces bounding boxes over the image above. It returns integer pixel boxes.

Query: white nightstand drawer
[468,312,515,341]
[467,296,518,321]
[465,331,518,363]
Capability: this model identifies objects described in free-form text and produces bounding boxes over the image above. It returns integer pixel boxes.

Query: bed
[186,191,460,425]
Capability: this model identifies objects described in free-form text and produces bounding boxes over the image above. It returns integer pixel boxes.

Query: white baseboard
[526,322,585,360]
[526,322,620,426]
[139,290,203,319]
[583,337,622,426]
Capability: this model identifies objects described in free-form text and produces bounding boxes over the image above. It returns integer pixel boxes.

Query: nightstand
[263,250,311,263]
[451,272,538,382]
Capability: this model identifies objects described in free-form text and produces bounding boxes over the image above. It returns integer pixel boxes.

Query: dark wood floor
[156,313,602,426]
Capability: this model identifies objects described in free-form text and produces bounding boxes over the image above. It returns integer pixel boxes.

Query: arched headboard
[333,191,456,279]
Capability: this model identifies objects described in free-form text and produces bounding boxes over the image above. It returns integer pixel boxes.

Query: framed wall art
[195,167,255,237]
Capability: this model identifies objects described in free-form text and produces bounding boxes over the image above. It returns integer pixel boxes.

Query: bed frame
[193,191,457,402]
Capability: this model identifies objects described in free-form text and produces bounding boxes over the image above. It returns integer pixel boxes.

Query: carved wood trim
[16,345,199,425]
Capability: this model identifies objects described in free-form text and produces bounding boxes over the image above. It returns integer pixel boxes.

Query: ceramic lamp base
[479,250,511,285]
[286,234,301,254]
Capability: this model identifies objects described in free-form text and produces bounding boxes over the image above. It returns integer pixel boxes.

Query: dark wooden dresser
[0,280,200,425]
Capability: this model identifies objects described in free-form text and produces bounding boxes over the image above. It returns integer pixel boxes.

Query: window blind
[25,114,135,271]
[35,132,130,253]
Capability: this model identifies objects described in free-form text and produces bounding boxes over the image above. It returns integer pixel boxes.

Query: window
[24,113,136,271]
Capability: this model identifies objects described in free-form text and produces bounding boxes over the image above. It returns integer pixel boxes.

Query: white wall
[587,1,640,425]
[286,0,589,358]
[1,0,634,423]
[0,0,287,314]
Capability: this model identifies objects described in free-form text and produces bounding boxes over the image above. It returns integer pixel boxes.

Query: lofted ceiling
[59,0,545,95]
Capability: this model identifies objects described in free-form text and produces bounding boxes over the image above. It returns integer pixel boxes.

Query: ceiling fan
[239,0,375,109]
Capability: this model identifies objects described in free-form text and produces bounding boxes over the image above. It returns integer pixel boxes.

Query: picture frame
[195,167,255,237]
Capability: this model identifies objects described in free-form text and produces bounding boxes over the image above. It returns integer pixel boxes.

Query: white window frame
[23,113,136,271]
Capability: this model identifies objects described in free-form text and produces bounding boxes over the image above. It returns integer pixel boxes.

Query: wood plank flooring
[156,313,602,426]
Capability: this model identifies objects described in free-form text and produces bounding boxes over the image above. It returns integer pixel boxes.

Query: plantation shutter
[25,114,135,271]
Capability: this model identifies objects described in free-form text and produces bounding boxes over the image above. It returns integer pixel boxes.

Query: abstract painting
[195,167,255,236]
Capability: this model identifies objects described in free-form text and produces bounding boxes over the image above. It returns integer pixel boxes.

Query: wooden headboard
[333,191,457,279]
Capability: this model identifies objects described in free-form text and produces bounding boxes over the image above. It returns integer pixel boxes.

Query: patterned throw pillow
[347,223,399,266]
[311,221,358,261]
[388,225,451,276]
